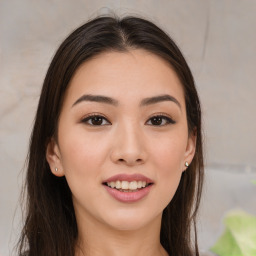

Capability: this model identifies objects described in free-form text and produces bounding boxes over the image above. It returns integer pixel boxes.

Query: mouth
[102,180,153,192]
[102,173,154,202]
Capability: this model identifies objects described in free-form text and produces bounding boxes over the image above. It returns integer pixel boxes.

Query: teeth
[116,180,121,189]
[110,181,115,188]
[121,181,129,190]
[106,180,149,190]
[129,181,137,190]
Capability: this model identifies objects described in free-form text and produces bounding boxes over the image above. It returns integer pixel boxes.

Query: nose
[110,121,147,166]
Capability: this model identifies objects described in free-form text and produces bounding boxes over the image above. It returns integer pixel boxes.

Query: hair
[17,13,204,256]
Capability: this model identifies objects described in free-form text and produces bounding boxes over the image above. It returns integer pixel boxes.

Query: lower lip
[104,185,153,203]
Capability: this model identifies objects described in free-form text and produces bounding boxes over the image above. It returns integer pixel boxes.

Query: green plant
[210,181,256,256]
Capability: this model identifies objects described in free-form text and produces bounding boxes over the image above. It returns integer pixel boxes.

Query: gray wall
[1,1,256,255]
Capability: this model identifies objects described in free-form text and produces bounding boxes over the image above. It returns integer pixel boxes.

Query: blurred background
[0,0,255,255]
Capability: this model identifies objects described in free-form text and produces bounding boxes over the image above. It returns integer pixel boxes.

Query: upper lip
[102,173,154,184]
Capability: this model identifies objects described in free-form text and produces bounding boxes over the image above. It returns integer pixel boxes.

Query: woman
[17,14,204,256]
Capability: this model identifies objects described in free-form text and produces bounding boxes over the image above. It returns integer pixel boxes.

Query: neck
[74,211,168,256]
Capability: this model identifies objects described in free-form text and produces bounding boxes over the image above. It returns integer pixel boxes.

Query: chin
[107,218,150,231]
[101,208,162,231]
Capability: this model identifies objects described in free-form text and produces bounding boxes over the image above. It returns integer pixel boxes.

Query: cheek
[150,132,187,203]
[58,131,106,207]
[153,134,187,174]
[57,130,109,203]
[59,129,106,172]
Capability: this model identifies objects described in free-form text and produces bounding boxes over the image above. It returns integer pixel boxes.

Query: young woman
[17,14,204,256]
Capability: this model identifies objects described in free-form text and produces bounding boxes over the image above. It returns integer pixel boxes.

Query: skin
[46,49,196,256]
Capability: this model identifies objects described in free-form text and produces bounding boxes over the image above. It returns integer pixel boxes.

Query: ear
[46,137,65,177]
[183,129,197,171]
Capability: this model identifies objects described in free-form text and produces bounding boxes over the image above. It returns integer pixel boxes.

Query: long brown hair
[17,14,204,256]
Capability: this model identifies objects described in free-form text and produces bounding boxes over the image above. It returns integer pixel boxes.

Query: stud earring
[55,167,58,172]
[185,162,189,167]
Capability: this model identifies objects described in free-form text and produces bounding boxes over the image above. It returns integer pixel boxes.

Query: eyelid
[146,112,176,125]
[81,113,111,125]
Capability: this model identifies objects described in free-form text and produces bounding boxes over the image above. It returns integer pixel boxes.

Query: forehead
[64,49,185,108]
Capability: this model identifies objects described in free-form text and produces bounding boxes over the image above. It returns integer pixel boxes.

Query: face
[46,49,196,231]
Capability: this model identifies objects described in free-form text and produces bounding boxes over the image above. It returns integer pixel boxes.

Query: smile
[102,174,154,202]
[104,180,152,192]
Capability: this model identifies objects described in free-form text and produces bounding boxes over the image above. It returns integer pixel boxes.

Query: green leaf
[210,210,256,256]
[251,180,256,185]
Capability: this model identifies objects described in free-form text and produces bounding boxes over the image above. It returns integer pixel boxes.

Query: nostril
[117,158,144,165]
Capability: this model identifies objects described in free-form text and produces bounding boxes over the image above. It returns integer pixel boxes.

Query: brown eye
[81,115,111,126]
[147,115,175,126]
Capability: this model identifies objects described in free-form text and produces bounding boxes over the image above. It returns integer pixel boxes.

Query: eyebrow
[72,94,181,109]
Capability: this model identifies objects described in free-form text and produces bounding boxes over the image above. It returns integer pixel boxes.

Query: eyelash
[81,113,176,126]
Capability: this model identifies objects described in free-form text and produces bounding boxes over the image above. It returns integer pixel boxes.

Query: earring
[55,167,58,172]
[185,162,189,167]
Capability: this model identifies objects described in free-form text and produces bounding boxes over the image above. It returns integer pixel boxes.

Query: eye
[81,114,111,126]
[81,113,175,126]
[146,114,176,126]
